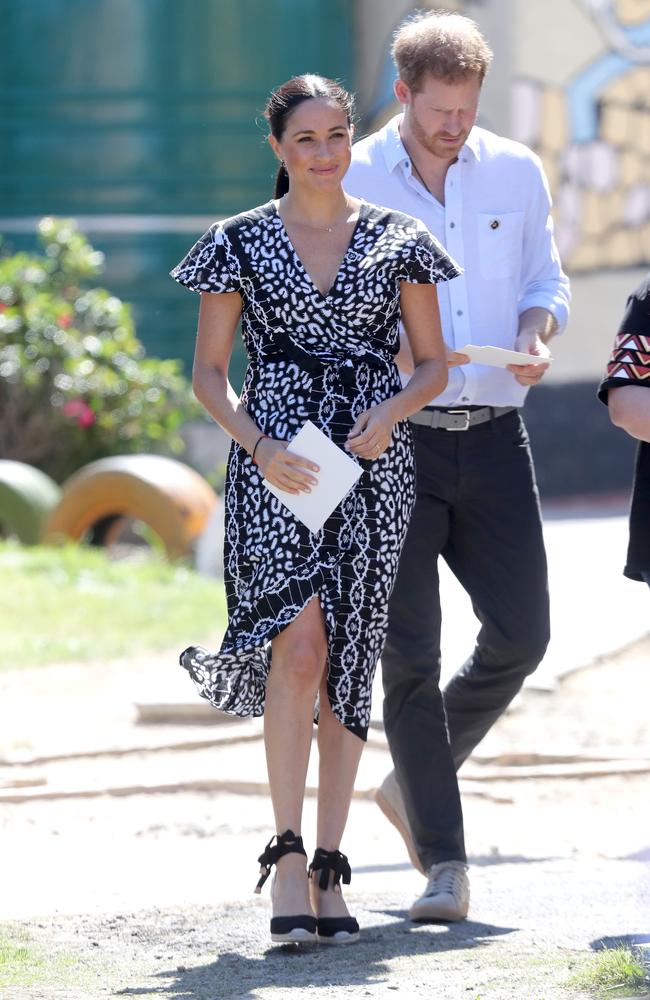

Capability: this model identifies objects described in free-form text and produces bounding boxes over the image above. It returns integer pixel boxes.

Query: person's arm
[193,292,318,494]
[395,325,468,376]
[507,157,570,387]
[607,386,650,443]
[346,283,448,459]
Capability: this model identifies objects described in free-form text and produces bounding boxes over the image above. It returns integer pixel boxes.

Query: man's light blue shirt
[344,115,571,408]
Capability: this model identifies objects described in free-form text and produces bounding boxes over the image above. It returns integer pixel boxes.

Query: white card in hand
[459,344,553,368]
[262,420,363,533]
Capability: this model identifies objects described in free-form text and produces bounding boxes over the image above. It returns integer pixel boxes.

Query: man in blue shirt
[345,10,570,921]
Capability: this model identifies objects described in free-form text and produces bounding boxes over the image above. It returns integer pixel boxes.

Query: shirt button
[456,309,463,316]
[461,396,470,402]
[449,222,455,228]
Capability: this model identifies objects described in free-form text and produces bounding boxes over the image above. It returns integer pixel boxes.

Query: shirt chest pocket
[477,211,524,280]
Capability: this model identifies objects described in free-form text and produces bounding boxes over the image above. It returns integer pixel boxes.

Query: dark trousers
[382,411,550,868]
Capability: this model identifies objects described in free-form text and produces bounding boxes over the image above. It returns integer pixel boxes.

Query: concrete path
[436,509,649,688]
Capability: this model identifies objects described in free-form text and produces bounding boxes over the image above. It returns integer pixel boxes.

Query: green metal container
[0,0,354,377]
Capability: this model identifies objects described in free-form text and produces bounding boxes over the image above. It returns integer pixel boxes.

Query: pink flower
[62,398,96,429]
[58,313,73,328]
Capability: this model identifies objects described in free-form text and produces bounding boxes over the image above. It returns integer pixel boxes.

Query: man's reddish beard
[409,107,471,159]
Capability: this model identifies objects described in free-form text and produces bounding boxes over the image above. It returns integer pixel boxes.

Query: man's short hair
[392,10,493,91]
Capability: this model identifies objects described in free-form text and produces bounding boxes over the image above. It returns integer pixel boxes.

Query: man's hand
[506,332,551,387]
[509,307,557,386]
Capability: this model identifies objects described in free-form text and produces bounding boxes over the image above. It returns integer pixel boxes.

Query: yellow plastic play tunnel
[44,454,217,559]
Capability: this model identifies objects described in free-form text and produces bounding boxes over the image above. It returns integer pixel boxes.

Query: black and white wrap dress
[171,200,460,740]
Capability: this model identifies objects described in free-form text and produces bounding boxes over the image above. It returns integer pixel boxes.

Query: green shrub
[0,217,200,483]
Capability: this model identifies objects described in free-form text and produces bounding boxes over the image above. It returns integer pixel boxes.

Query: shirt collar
[381,114,481,171]
[381,115,410,173]
[463,128,481,161]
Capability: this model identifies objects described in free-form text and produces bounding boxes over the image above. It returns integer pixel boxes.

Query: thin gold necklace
[292,218,344,233]
[280,200,353,234]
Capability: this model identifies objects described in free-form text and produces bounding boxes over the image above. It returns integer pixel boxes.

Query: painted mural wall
[511,0,650,274]
[357,0,649,273]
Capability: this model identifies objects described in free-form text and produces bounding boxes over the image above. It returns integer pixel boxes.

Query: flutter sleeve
[403,222,463,285]
[170,223,242,293]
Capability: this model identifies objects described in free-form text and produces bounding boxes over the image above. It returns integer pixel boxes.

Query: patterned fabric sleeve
[402,224,463,285]
[170,223,242,294]
[598,275,650,404]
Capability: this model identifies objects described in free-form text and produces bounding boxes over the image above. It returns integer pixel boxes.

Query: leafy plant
[568,945,650,996]
[0,217,200,482]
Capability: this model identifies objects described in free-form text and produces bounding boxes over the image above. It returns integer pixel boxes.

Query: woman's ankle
[275,851,308,877]
[309,874,350,917]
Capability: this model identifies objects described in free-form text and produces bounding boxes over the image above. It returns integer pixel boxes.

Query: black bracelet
[251,433,266,464]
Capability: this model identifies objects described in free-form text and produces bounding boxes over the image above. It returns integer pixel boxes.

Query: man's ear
[394,79,411,106]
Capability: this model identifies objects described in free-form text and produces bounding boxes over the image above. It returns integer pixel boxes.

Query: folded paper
[263,420,364,533]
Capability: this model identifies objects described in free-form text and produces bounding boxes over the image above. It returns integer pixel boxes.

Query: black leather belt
[409,406,516,431]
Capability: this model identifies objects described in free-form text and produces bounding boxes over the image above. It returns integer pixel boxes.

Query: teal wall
[0,0,354,375]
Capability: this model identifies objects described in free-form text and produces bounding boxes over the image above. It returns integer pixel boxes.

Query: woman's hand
[447,349,470,367]
[255,437,319,494]
[345,401,396,460]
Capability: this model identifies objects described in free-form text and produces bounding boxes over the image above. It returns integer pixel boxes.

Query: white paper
[262,420,363,533]
[458,344,554,368]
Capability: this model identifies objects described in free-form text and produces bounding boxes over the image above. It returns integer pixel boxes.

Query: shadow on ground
[117,912,516,998]
[592,933,650,951]
[356,853,560,876]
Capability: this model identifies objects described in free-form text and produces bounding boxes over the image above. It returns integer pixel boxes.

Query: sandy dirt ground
[0,636,649,999]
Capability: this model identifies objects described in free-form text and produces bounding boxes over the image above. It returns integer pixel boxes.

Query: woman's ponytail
[274,162,290,198]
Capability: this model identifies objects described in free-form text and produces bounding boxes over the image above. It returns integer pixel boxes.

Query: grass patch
[0,931,42,976]
[0,923,112,990]
[0,540,227,670]
[0,925,71,988]
[568,945,650,996]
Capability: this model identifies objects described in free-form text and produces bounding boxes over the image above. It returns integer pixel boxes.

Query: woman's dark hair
[264,74,354,198]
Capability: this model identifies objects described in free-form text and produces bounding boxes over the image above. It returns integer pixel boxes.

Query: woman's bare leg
[265,597,327,917]
[310,674,364,919]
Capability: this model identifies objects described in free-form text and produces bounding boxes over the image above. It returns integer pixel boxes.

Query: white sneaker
[374,770,425,875]
[409,861,470,922]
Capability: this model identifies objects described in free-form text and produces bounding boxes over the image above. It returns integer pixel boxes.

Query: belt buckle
[447,408,471,431]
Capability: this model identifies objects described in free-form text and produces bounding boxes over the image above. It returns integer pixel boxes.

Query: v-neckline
[272,199,367,300]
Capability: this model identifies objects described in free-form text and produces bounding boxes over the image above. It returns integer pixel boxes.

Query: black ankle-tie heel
[308,847,360,945]
[255,830,317,944]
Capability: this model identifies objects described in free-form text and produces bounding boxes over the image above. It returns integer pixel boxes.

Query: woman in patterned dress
[171,74,460,946]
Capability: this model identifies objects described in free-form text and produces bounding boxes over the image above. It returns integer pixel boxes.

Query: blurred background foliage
[0,217,200,483]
